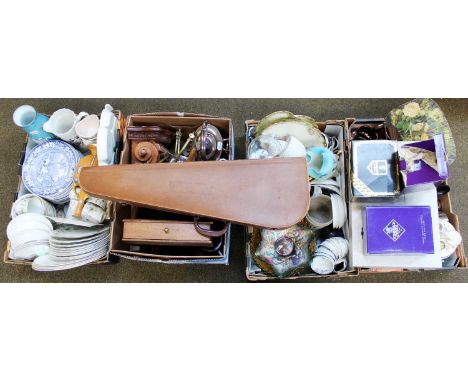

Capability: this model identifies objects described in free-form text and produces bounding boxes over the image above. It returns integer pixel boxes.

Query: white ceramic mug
[43,108,88,145]
[69,189,107,210]
[81,202,105,224]
[86,196,107,210]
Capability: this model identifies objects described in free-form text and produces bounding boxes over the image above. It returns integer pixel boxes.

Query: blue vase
[13,105,55,142]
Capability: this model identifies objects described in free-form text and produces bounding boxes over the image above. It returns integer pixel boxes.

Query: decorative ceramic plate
[22,140,82,201]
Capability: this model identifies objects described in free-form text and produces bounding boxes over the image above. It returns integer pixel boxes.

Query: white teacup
[67,198,105,224]
[69,189,107,210]
[76,114,99,139]
[311,253,347,274]
[76,114,99,150]
[82,202,105,224]
[12,194,56,218]
[43,108,88,145]
[87,196,107,210]
[311,254,335,274]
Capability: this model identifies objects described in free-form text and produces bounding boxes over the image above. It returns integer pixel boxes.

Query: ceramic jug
[43,108,88,145]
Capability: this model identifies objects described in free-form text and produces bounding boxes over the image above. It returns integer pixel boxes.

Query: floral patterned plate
[22,140,82,203]
[385,99,456,164]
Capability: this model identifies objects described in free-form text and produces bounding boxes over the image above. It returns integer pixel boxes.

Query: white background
[1,1,468,381]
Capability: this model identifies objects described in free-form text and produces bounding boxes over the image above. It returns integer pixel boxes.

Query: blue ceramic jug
[13,105,55,142]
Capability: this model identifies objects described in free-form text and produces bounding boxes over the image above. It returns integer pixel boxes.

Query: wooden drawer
[122,219,213,247]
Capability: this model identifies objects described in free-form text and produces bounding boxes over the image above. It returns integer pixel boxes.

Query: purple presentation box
[399,134,449,187]
[365,206,434,254]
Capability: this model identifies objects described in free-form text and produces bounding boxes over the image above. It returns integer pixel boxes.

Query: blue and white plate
[22,140,82,204]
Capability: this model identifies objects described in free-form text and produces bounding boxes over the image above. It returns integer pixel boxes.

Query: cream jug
[43,108,88,145]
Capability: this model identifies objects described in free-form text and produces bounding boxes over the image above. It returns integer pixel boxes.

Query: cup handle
[77,112,89,121]
[43,120,52,133]
[311,185,323,197]
[334,257,348,273]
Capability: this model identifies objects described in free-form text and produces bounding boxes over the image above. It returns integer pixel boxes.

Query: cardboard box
[345,118,466,273]
[3,110,124,266]
[109,112,234,265]
[244,118,358,280]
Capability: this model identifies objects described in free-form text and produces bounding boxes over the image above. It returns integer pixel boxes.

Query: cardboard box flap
[125,113,232,136]
[130,112,220,119]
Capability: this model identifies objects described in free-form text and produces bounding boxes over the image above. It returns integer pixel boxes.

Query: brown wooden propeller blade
[79,158,310,229]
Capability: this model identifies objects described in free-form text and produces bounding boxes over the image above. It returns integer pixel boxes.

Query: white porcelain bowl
[11,244,49,261]
[7,213,53,239]
[9,229,52,249]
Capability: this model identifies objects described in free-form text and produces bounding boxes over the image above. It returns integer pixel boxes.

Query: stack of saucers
[32,224,110,271]
[22,140,82,204]
[7,213,53,261]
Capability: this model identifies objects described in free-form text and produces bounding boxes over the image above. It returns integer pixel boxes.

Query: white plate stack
[7,213,53,260]
[32,224,110,271]
[22,140,82,204]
